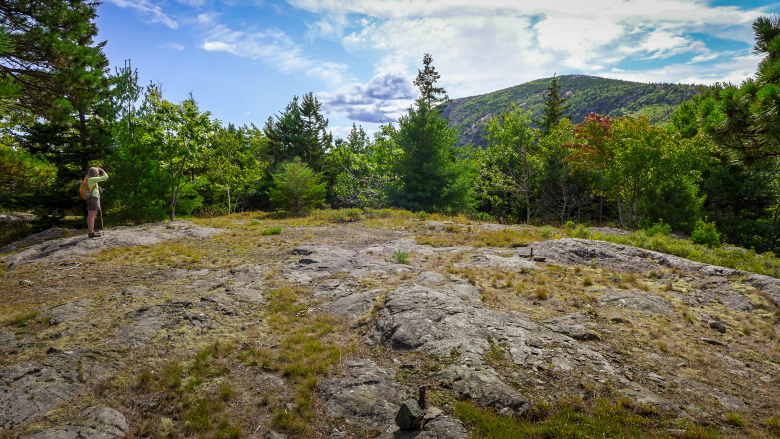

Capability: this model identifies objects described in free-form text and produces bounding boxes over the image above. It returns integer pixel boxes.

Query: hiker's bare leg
[87,210,96,234]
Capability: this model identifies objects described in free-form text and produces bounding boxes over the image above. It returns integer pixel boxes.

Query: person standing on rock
[85,167,108,238]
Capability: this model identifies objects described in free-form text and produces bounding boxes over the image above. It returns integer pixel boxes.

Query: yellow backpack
[78,178,96,200]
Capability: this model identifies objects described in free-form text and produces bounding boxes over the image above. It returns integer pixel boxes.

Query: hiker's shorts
[87,197,101,212]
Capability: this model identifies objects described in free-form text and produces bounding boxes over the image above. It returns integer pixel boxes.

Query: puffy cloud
[300,0,767,92]
[318,72,417,123]
[104,0,178,29]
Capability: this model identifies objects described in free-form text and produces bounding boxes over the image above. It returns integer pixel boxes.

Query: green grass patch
[393,250,409,264]
[259,227,282,235]
[416,227,540,248]
[594,231,780,279]
[455,397,724,439]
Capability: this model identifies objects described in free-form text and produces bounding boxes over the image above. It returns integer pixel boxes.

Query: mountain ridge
[443,74,703,146]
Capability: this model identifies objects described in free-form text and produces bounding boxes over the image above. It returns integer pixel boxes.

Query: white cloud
[199,23,352,84]
[294,0,767,96]
[104,0,178,29]
[161,42,185,50]
[318,72,417,123]
[606,52,762,85]
[305,14,348,41]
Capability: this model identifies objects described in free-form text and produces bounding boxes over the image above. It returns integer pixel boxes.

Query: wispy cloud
[606,52,762,85]
[104,0,178,29]
[200,23,352,84]
[161,42,185,50]
[318,72,417,123]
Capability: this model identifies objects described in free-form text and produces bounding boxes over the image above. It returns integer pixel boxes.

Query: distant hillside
[441,74,703,147]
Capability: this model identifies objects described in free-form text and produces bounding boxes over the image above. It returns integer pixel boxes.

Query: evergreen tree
[413,53,449,108]
[389,98,473,212]
[534,74,570,135]
[2,0,111,217]
[699,15,780,162]
[263,92,331,172]
[269,158,326,215]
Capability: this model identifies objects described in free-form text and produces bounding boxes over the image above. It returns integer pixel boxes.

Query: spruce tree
[534,74,570,136]
[413,53,449,108]
[390,55,473,213]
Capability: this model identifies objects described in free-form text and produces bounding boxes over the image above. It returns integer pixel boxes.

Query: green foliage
[644,220,672,237]
[691,218,721,247]
[389,99,476,213]
[595,230,780,278]
[481,105,541,223]
[568,114,705,228]
[207,125,266,215]
[414,53,449,107]
[263,93,332,173]
[533,74,571,135]
[268,159,326,215]
[392,250,409,264]
[330,123,397,208]
[453,397,704,439]
[697,16,780,163]
[259,227,282,235]
[443,75,702,148]
[573,224,592,239]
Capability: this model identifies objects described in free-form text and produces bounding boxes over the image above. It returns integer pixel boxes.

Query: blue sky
[95,0,779,137]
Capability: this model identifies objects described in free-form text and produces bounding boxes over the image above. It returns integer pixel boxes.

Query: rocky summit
[0,214,779,438]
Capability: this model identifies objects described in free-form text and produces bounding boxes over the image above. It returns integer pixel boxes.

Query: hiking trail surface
[1,214,778,438]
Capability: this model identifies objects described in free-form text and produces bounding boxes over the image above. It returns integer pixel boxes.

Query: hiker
[85,167,108,238]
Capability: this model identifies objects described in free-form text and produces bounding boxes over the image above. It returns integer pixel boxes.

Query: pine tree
[700,15,780,162]
[534,74,570,136]
[264,92,331,172]
[390,55,473,212]
[2,0,111,217]
[413,53,449,108]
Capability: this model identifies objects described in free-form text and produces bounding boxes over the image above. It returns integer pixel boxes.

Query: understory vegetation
[3,14,780,256]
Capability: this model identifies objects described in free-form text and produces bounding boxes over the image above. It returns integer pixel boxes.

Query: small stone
[264,431,289,439]
[701,338,728,347]
[424,406,443,420]
[395,399,425,430]
[611,317,624,323]
[709,321,727,334]
[20,279,33,286]
[667,429,686,438]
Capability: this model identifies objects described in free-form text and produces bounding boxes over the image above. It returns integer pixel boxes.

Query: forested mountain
[442,75,703,146]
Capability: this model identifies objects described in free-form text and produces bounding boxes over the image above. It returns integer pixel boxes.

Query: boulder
[745,274,780,308]
[378,416,469,439]
[673,377,747,412]
[285,243,411,284]
[320,359,413,432]
[395,400,425,430]
[436,365,531,416]
[0,351,120,431]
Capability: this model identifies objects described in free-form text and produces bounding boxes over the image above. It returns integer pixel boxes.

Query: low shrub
[691,218,721,247]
